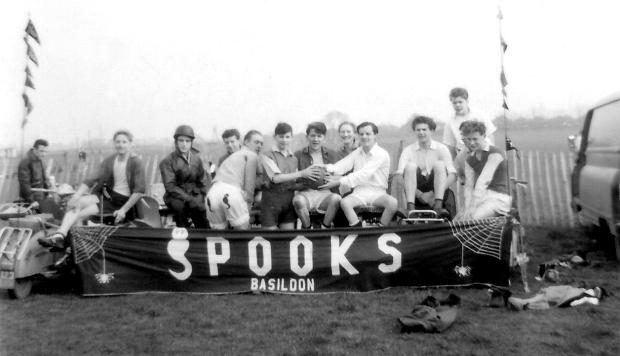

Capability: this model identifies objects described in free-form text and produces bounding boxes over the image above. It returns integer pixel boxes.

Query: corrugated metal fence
[0,149,577,227]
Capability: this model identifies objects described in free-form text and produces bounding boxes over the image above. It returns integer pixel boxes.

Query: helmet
[174,125,195,140]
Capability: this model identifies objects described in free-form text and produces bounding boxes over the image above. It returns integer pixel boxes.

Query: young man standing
[218,129,242,166]
[293,122,341,229]
[159,125,210,228]
[321,122,398,227]
[443,87,496,158]
[457,120,511,220]
[396,116,456,216]
[261,122,322,230]
[206,131,263,230]
[18,139,50,204]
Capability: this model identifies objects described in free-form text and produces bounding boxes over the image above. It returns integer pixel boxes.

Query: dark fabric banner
[71,217,512,296]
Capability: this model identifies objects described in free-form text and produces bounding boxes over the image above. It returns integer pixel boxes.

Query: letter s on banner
[167,228,192,280]
[207,237,230,276]
[378,233,402,273]
[249,236,272,276]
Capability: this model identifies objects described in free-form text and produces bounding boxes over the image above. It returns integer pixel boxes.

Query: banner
[71,217,512,296]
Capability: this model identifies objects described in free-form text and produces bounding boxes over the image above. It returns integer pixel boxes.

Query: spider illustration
[95,273,115,284]
[454,265,471,277]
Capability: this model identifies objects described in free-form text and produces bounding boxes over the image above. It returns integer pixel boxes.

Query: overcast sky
[1,0,619,148]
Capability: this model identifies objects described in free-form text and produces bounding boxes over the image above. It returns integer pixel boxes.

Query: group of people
[21,87,510,249]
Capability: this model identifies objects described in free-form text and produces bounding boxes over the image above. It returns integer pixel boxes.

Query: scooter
[0,202,64,299]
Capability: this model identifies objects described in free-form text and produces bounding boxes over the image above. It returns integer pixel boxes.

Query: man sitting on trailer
[18,139,51,205]
[206,130,263,230]
[293,122,341,229]
[396,116,455,218]
[456,120,511,220]
[320,122,398,227]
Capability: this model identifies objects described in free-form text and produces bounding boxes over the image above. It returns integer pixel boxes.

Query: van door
[576,99,620,229]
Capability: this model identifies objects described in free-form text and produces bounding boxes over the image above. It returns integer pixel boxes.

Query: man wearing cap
[159,125,210,228]
[18,138,50,204]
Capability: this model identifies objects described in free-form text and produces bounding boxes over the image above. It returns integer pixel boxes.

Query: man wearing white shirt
[320,122,398,227]
[443,87,496,156]
[396,116,456,217]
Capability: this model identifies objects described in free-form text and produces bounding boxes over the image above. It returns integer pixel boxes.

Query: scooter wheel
[7,278,32,299]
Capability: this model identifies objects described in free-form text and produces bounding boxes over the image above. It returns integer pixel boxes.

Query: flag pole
[497,3,514,202]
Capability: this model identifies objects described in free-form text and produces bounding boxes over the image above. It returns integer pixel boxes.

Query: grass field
[1,225,618,356]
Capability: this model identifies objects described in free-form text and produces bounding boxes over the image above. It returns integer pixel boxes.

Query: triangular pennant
[23,93,33,114]
[502,99,509,110]
[26,42,39,66]
[25,76,35,89]
[497,8,503,20]
[25,66,32,77]
[25,19,40,44]
[500,35,508,53]
[500,70,508,87]
[22,117,28,128]
[502,87,508,97]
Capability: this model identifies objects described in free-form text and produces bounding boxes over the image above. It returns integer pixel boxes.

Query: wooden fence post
[560,152,576,227]
[542,152,557,226]
[528,151,540,225]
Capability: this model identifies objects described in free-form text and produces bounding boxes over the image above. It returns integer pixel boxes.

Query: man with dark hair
[207,131,263,230]
[218,129,242,166]
[18,139,50,203]
[456,120,511,220]
[260,122,322,229]
[396,116,456,217]
[443,87,496,158]
[293,122,341,228]
[321,121,398,227]
[159,125,210,228]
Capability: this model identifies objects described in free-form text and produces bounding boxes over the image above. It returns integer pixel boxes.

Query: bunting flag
[25,76,35,89]
[498,7,509,112]
[25,66,32,77]
[22,93,33,114]
[26,42,38,66]
[25,19,40,44]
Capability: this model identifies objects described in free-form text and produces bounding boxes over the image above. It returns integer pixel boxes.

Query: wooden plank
[551,153,566,226]
[560,152,576,227]
[542,152,557,226]
[519,151,531,224]
[528,151,540,225]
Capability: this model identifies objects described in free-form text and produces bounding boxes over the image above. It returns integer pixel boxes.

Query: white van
[569,92,620,258]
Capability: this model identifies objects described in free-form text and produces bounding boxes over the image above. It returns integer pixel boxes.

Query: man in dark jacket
[18,139,50,203]
[159,125,210,228]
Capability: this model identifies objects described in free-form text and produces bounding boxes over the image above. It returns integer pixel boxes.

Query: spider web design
[448,216,507,260]
[71,226,119,264]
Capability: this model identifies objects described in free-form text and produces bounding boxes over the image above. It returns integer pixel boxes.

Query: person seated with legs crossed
[293,122,341,229]
[206,130,263,230]
[396,115,456,218]
[261,122,323,230]
[320,122,398,227]
[456,120,511,220]
[38,130,146,249]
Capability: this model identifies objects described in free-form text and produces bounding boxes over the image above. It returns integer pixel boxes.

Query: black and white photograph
[1,1,619,355]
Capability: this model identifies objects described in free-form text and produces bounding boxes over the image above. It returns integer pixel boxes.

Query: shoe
[38,232,66,250]
[434,208,451,220]
[507,297,525,311]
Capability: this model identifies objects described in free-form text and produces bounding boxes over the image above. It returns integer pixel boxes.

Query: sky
[1,0,619,149]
